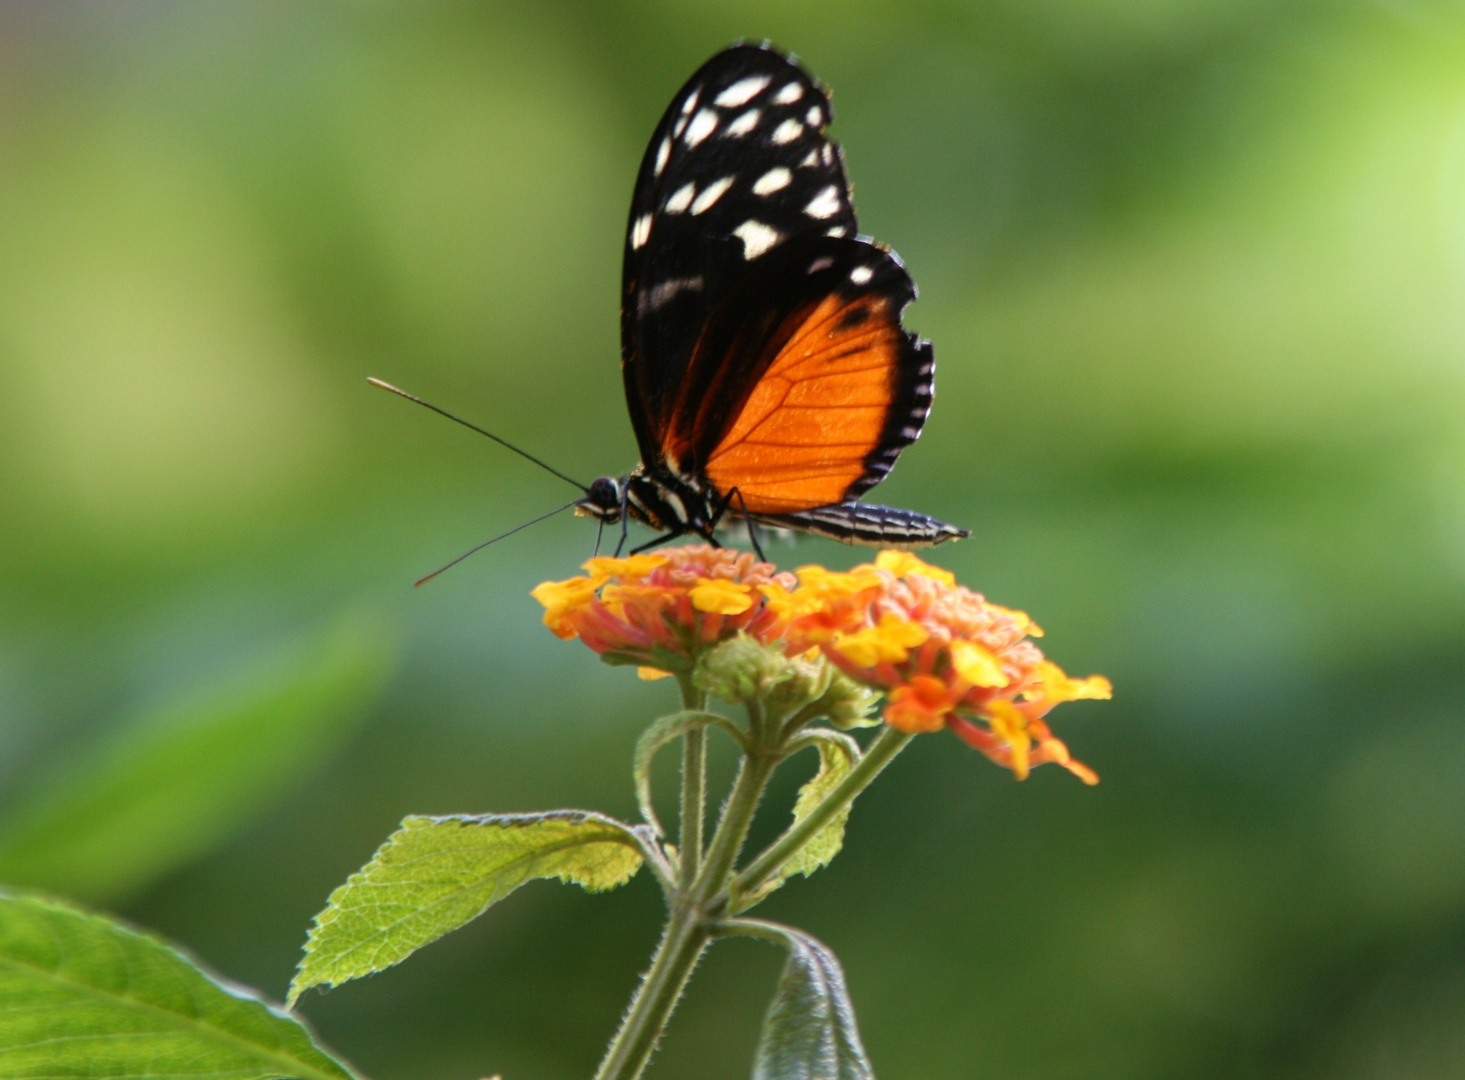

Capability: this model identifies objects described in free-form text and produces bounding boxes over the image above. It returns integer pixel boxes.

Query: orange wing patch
[705,293,900,514]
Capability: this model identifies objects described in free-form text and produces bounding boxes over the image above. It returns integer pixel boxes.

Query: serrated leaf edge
[289,810,644,1005]
[781,734,859,880]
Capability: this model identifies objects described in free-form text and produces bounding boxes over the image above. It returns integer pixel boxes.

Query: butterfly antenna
[368,378,587,492]
[414,498,581,587]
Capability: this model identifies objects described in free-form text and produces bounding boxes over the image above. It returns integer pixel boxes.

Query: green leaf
[634,710,744,837]
[0,890,362,1080]
[744,920,875,1080]
[0,612,395,904]
[289,810,643,1005]
[780,732,860,880]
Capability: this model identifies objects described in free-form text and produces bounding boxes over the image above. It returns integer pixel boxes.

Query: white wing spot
[665,182,695,213]
[630,213,653,250]
[673,114,688,138]
[752,167,792,195]
[807,256,835,274]
[901,426,922,440]
[725,108,761,137]
[804,185,841,219]
[639,276,705,315]
[684,108,718,147]
[806,105,824,127]
[773,82,804,105]
[714,75,770,108]
[681,89,701,115]
[733,220,783,260]
[799,148,820,168]
[822,145,835,165]
[653,138,671,177]
[691,176,734,214]
[826,225,850,237]
[849,265,874,285]
[771,118,804,144]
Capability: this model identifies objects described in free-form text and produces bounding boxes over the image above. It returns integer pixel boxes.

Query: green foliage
[7,4,1465,1075]
[0,890,361,1080]
[0,614,394,904]
[289,810,644,1005]
[746,921,874,1080]
[779,734,859,880]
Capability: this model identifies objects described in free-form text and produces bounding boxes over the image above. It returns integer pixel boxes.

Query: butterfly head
[575,475,625,523]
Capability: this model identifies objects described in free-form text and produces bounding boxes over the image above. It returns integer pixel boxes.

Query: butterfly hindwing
[661,235,934,514]
[621,44,858,465]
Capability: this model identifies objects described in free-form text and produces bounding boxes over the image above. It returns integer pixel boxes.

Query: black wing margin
[620,43,860,467]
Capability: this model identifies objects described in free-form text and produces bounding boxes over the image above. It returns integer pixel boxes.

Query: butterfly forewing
[621,44,859,464]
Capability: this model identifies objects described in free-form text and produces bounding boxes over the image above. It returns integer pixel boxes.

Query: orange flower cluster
[530,546,794,678]
[764,551,1110,783]
[533,546,1109,782]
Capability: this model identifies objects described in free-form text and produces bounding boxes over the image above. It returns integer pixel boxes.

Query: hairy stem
[693,748,778,902]
[595,724,780,1080]
[591,906,710,1080]
[731,726,913,905]
[596,696,904,1080]
[676,677,707,889]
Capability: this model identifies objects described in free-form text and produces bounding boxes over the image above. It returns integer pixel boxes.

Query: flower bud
[695,635,824,715]
[807,669,880,730]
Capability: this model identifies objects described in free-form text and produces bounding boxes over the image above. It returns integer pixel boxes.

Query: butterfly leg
[708,488,766,562]
[613,484,633,556]
[629,529,688,555]
[734,490,767,562]
[593,519,605,557]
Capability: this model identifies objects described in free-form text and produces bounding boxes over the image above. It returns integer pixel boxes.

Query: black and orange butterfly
[374,43,966,572]
[571,43,966,554]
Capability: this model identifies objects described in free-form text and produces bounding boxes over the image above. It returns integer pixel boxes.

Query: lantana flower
[775,550,1110,783]
[531,546,796,679]
[535,545,1109,783]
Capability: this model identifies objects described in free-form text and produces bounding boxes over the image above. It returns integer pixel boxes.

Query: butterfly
[372,43,967,579]
[573,42,968,555]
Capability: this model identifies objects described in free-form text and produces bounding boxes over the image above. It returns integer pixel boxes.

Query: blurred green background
[2,1,1465,1077]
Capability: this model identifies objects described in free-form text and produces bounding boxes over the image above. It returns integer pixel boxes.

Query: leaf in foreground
[0,612,394,903]
[290,811,643,1004]
[0,890,360,1080]
[748,921,875,1080]
[780,736,858,880]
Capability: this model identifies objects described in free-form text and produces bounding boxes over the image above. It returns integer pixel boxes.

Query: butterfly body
[574,466,967,549]
[580,42,967,552]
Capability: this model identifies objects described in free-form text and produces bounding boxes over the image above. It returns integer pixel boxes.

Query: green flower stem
[596,694,904,1080]
[675,676,707,889]
[730,726,914,906]
[595,736,781,1080]
[692,747,779,901]
[591,905,710,1080]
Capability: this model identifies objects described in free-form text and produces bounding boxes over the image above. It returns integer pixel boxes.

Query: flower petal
[831,615,929,667]
[951,640,1009,688]
[582,553,669,579]
[530,576,605,638]
[884,675,953,732]
[984,699,1034,780]
[874,550,956,585]
[689,577,755,615]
